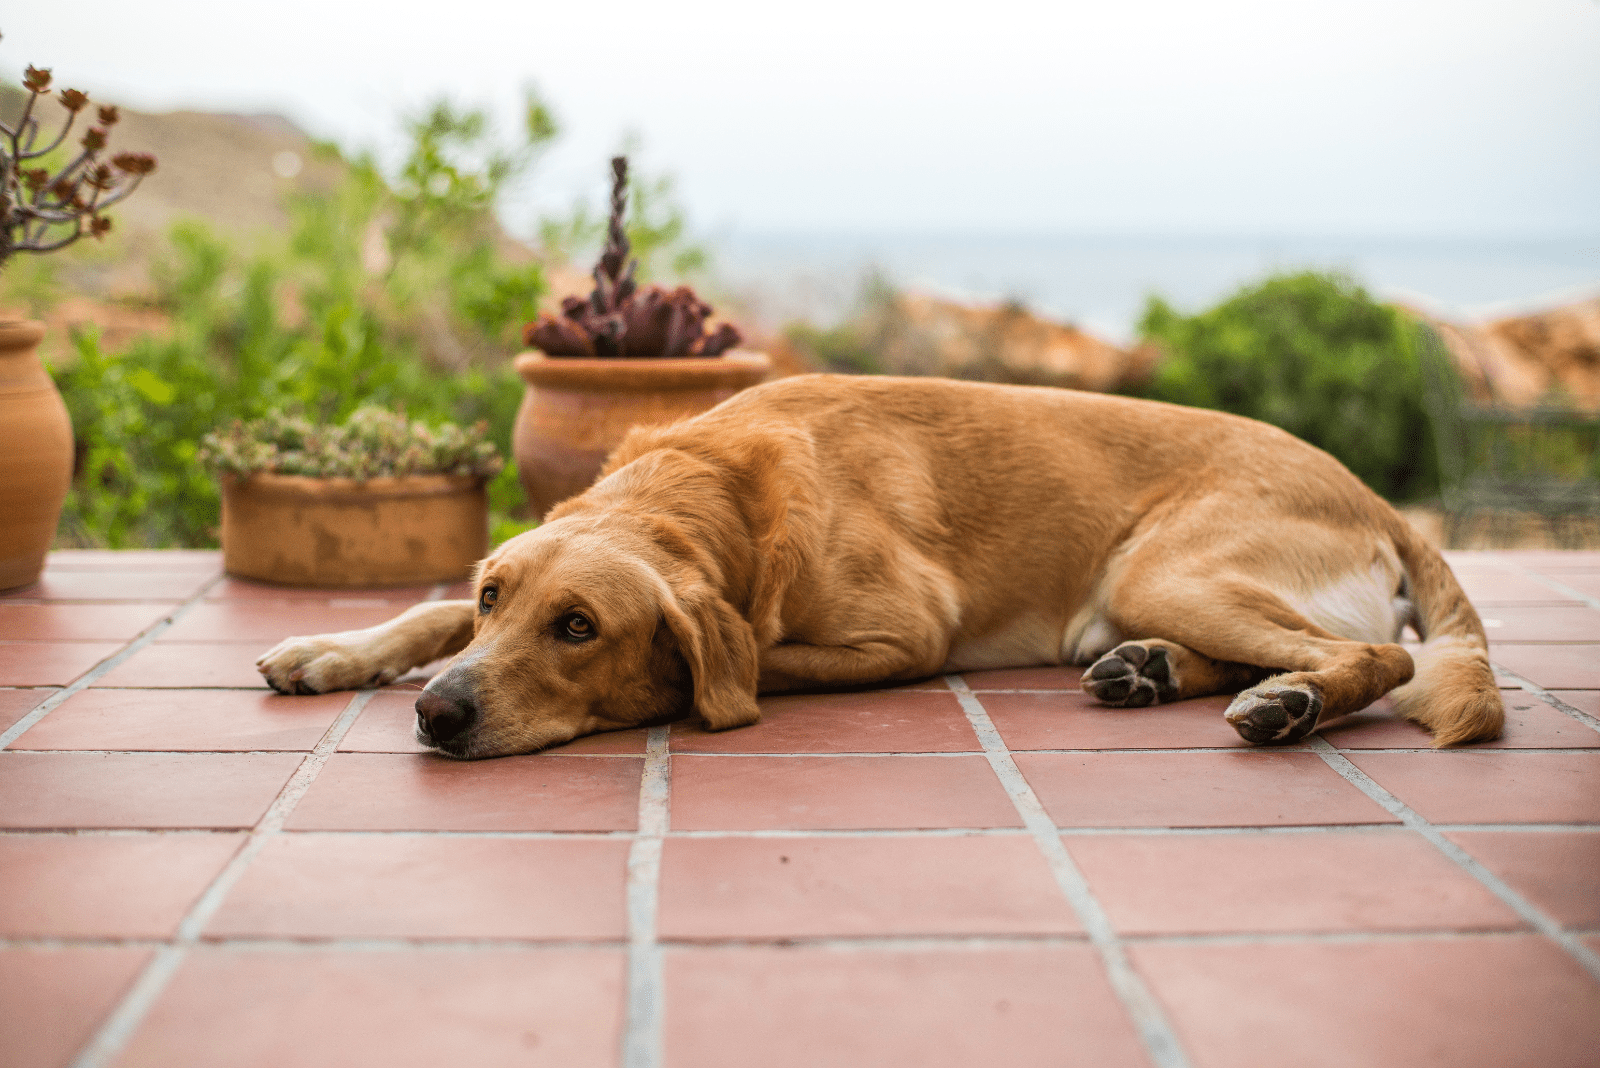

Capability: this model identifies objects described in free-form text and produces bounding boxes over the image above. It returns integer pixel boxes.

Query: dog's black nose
[416,689,476,746]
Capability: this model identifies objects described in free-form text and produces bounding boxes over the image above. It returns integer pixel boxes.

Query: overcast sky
[4,0,1598,240]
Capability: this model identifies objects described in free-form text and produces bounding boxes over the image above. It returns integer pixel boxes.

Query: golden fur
[257,375,1503,757]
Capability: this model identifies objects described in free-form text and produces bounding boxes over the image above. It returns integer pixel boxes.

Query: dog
[256,374,1503,758]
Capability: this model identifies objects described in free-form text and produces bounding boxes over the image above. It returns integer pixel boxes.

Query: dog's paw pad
[1082,644,1179,707]
[1224,682,1323,745]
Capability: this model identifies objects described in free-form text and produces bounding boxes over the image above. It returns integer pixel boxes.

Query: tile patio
[1,549,1598,1067]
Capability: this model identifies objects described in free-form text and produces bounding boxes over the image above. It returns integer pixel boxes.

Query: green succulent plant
[201,406,503,481]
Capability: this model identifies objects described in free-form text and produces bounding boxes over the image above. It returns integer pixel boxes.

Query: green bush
[201,407,503,481]
[1133,270,1437,502]
[47,99,549,548]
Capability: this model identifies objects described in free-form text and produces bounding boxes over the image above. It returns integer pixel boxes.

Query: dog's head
[413,516,761,758]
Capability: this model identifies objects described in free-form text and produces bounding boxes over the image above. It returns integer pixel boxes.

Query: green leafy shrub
[1133,270,1437,501]
[200,407,503,481]
[47,97,549,548]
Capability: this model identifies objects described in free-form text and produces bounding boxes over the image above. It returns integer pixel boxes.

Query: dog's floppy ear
[660,581,761,731]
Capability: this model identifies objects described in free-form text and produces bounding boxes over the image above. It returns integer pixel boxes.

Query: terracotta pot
[512,349,771,516]
[220,472,488,587]
[0,321,74,591]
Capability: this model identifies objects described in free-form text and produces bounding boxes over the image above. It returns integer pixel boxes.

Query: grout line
[68,687,377,1068]
[1492,664,1600,737]
[623,725,670,1068]
[1500,563,1600,612]
[6,821,1595,841]
[946,675,1191,1068]
[8,742,1600,758]
[0,574,225,750]
[0,926,1568,954]
[1306,736,1600,983]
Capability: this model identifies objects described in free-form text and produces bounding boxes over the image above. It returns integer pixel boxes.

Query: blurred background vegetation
[5,87,1592,550]
[2,90,711,549]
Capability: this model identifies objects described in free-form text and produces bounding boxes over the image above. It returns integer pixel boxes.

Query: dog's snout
[416,689,477,747]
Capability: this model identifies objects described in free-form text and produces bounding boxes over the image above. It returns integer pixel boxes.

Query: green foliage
[50,96,550,548]
[782,270,899,375]
[1133,270,1437,501]
[200,406,503,480]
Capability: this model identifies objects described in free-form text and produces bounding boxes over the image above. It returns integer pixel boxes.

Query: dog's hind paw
[1081,642,1180,708]
[1224,679,1323,745]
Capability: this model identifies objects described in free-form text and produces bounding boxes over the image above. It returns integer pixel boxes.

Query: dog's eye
[559,612,595,643]
[479,587,498,613]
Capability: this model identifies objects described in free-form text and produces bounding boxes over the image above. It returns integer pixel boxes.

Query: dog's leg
[256,600,476,694]
[1103,577,1414,745]
[758,637,944,692]
[1081,639,1264,707]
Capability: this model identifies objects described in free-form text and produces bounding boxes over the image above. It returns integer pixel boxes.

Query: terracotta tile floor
[1,549,1597,1068]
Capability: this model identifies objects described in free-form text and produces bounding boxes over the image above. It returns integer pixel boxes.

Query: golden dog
[257,375,1502,758]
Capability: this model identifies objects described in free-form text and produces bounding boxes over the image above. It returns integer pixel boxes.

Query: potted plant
[0,49,156,589]
[514,156,769,515]
[201,407,502,587]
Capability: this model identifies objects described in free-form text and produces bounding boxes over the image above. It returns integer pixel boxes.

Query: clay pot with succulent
[513,156,769,516]
[0,43,157,588]
[201,407,502,587]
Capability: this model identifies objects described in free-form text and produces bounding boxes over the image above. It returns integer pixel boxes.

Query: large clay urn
[0,321,74,591]
[511,350,770,517]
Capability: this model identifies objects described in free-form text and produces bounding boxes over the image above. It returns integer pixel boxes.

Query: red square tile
[1491,644,1600,689]
[0,688,53,732]
[664,945,1150,1068]
[1552,690,1600,718]
[205,577,435,602]
[1013,752,1397,828]
[1549,572,1600,598]
[671,690,978,753]
[1069,831,1519,935]
[0,752,302,829]
[1443,831,1600,928]
[206,834,628,939]
[1479,605,1600,642]
[158,601,403,643]
[0,833,243,937]
[658,835,1078,939]
[288,753,641,831]
[338,691,648,754]
[670,755,1021,831]
[93,642,271,688]
[1456,570,1579,605]
[1324,694,1600,749]
[0,642,123,686]
[984,691,1247,750]
[1347,752,1600,824]
[117,949,625,1068]
[1131,936,1600,1068]
[11,689,352,752]
[2,569,216,601]
[961,666,1081,690]
[0,947,152,1068]
[0,603,176,641]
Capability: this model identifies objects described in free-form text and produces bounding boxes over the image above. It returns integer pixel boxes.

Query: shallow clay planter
[0,320,74,591]
[220,472,488,587]
[512,349,770,516]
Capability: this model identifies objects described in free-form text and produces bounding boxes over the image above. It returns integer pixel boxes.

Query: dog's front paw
[1224,679,1323,744]
[256,634,399,695]
[1081,642,1180,707]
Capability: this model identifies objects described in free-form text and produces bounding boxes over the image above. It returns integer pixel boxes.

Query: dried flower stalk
[0,42,157,267]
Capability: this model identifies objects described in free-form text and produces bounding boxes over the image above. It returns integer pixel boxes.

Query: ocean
[715,232,1600,343]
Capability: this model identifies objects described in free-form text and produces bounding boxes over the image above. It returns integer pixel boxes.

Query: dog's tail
[1389,522,1504,747]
